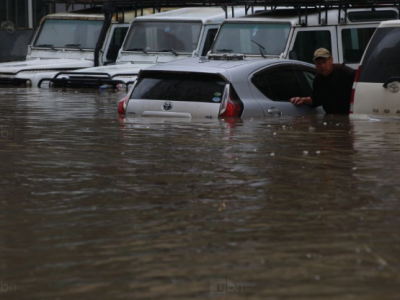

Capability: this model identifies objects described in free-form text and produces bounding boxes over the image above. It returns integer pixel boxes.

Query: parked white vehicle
[211,6,399,69]
[0,6,161,87]
[36,7,256,88]
[351,20,400,119]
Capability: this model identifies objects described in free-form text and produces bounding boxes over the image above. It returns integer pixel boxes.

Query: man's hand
[290,96,312,106]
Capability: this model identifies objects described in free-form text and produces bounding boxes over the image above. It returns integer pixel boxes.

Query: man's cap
[313,48,331,61]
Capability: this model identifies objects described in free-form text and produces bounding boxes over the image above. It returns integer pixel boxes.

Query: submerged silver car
[118,55,323,119]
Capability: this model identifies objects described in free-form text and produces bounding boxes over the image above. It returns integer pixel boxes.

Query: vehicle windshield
[212,22,291,56]
[34,19,103,49]
[131,72,226,102]
[359,27,400,83]
[123,21,202,53]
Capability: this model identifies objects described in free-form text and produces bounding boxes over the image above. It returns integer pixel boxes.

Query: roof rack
[43,0,400,24]
[42,0,400,6]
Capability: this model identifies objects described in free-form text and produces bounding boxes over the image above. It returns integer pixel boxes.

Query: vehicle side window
[106,27,129,61]
[295,70,315,96]
[252,66,305,101]
[201,28,218,56]
[291,30,332,63]
[341,28,376,63]
[359,27,400,83]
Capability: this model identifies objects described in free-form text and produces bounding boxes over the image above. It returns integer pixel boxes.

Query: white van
[211,6,398,69]
[351,20,400,119]
[0,7,162,86]
[36,7,255,88]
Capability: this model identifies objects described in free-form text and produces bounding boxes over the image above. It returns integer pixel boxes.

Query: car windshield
[212,22,291,56]
[131,71,226,102]
[34,19,103,49]
[123,21,202,53]
[359,27,400,83]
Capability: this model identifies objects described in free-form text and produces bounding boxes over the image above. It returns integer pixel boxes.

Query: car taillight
[219,85,243,118]
[118,82,137,115]
[117,94,129,115]
[350,65,361,114]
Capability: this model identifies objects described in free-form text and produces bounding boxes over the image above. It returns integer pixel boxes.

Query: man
[290,48,356,114]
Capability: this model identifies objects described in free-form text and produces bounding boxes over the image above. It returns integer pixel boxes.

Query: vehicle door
[249,62,323,116]
[337,24,377,69]
[288,26,338,64]
[101,23,130,65]
[353,26,400,117]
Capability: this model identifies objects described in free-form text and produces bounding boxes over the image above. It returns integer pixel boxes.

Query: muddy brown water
[0,87,399,299]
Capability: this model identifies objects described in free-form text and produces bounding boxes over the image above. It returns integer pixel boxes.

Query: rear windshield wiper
[251,40,266,58]
[157,49,178,56]
[216,49,233,53]
[124,48,148,54]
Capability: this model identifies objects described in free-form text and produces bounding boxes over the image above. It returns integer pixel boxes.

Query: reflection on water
[0,87,399,299]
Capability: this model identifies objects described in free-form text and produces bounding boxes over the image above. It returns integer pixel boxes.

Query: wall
[0,29,34,62]
[0,2,85,62]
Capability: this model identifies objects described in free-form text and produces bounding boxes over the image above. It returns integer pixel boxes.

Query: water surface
[0,87,399,299]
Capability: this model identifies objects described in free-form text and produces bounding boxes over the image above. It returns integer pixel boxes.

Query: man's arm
[290,96,313,106]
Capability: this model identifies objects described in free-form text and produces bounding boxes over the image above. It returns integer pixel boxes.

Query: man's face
[314,57,333,76]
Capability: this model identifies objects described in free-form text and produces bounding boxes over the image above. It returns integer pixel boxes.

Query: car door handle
[268,107,282,116]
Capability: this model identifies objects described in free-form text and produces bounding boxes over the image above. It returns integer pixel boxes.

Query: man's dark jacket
[312,64,356,114]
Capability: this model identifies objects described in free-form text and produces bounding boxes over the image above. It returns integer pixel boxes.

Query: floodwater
[0,87,399,300]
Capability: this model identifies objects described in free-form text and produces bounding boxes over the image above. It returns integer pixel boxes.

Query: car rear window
[131,72,227,103]
[359,27,400,83]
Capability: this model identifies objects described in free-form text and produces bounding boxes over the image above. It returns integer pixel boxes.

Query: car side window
[252,66,305,101]
[297,70,315,96]
[201,28,218,56]
[291,30,332,63]
[106,27,129,61]
[341,28,376,64]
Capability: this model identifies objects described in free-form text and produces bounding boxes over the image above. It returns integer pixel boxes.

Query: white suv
[211,6,398,69]
[351,20,400,119]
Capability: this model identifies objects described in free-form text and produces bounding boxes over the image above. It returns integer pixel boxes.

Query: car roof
[224,7,399,26]
[140,57,314,78]
[43,7,173,23]
[133,7,252,24]
[44,7,105,20]
[379,19,400,27]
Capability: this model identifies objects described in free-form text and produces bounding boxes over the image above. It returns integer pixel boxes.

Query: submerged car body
[351,20,400,120]
[118,55,323,119]
[36,7,256,89]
